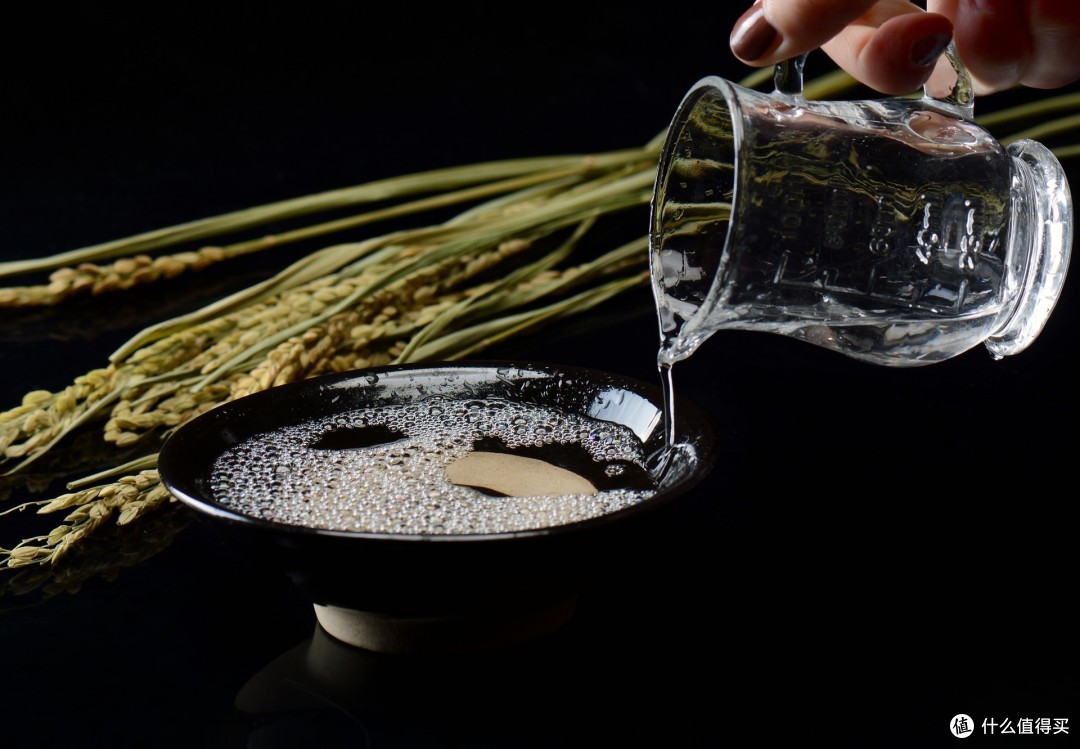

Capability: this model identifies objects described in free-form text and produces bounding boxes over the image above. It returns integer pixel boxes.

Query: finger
[822,11,955,94]
[729,0,882,65]
[1026,0,1080,89]
[931,0,1031,93]
[933,0,1080,92]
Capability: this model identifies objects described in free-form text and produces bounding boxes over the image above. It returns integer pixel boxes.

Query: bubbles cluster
[210,396,656,535]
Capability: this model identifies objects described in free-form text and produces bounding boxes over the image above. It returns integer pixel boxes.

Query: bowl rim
[157,359,717,545]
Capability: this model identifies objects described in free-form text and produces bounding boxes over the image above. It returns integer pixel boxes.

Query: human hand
[729,1,1080,95]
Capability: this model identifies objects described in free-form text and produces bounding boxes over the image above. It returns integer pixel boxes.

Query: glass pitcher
[650,50,1073,367]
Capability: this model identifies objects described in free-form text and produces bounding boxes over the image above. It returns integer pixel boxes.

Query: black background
[1,3,1077,747]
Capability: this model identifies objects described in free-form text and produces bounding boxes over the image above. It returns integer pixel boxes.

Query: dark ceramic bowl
[158,361,716,653]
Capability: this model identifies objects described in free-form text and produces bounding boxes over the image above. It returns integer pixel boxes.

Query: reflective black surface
[2,5,1077,747]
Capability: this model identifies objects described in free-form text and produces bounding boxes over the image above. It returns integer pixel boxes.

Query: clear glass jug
[650,51,1073,367]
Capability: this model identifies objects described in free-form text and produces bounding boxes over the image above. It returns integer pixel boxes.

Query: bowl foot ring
[313,595,579,654]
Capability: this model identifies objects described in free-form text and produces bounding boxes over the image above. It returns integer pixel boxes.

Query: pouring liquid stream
[646,210,730,484]
[646,358,678,483]
[647,293,691,484]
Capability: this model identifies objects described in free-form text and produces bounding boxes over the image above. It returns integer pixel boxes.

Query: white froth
[210,396,656,534]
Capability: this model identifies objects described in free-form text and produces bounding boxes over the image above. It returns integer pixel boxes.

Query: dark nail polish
[910,33,952,68]
[730,4,779,62]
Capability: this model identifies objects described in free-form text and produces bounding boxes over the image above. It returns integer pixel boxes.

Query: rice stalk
[0,248,228,308]
[1000,112,1080,146]
[1,254,648,567]
[3,469,172,569]
[0,166,654,568]
[976,91,1080,129]
[0,152,650,282]
[1,63,1077,586]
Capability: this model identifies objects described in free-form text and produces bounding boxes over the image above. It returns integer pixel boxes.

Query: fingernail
[731,2,779,62]
[910,33,952,68]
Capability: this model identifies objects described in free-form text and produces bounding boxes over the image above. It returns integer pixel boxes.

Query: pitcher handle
[773,53,807,97]
[922,41,975,120]
[772,44,975,120]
